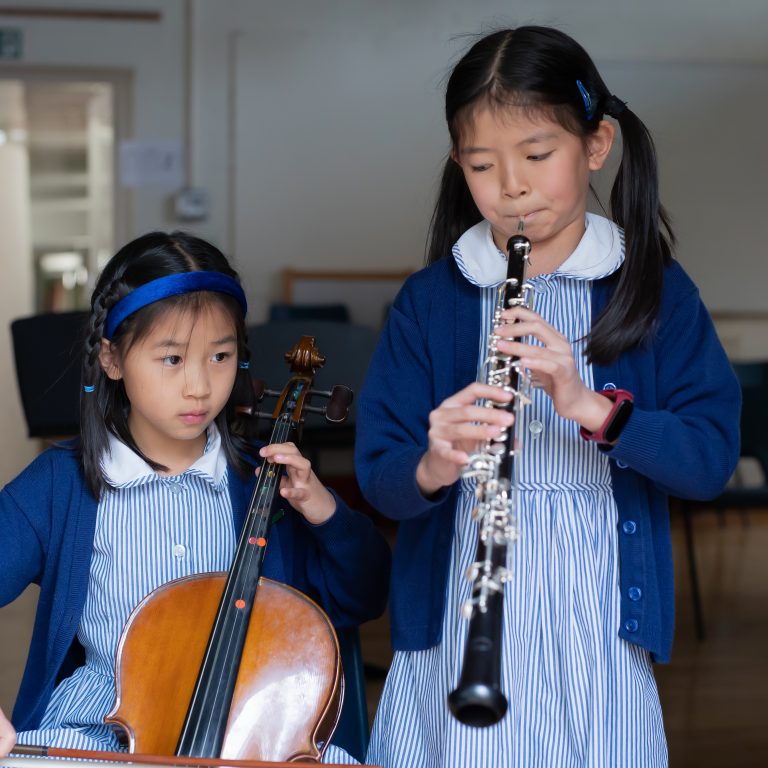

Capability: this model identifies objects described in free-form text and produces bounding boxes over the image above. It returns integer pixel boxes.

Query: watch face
[604,399,633,443]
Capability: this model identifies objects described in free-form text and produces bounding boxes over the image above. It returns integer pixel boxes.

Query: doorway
[0,67,131,312]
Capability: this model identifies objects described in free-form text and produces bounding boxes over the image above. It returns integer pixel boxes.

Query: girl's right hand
[416,381,514,496]
[258,442,336,525]
[0,706,16,757]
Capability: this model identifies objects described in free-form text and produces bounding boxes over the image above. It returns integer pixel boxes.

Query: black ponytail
[428,26,676,364]
[587,107,674,363]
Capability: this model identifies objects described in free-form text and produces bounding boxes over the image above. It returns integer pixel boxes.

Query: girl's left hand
[496,307,612,430]
[0,706,15,758]
[258,442,336,525]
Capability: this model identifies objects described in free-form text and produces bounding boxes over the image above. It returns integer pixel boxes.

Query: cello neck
[175,373,312,758]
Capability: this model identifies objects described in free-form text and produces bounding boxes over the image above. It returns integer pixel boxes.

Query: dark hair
[427,26,675,363]
[79,231,255,499]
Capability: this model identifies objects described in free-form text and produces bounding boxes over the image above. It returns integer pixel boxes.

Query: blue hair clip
[576,80,594,121]
[83,384,95,393]
[239,361,250,370]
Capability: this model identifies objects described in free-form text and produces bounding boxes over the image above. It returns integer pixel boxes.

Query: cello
[35,336,355,764]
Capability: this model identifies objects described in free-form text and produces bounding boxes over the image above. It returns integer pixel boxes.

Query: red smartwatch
[579,388,634,445]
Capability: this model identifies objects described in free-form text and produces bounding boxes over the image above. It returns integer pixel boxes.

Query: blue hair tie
[575,80,594,121]
[239,361,250,370]
[104,271,247,340]
[83,384,95,393]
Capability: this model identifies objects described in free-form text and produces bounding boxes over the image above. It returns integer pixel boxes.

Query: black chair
[10,310,88,438]
[681,361,768,640]
[268,303,351,324]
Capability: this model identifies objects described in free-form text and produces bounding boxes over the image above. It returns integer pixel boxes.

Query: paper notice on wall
[119,140,184,188]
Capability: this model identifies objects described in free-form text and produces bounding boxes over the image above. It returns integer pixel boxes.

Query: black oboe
[447,222,532,728]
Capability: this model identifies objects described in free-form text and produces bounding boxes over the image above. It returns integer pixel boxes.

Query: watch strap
[579,388,634,445]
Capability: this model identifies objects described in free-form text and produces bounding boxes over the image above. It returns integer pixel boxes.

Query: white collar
[101,423,228,489]
[452,213,625,288]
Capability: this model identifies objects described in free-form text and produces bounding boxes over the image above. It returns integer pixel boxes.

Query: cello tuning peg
[308,384,353,400]
[235,379,268,417]
[250,378,266,401]
[301,405,327,416]
[307,388,333,399]
[324,385,354,423]
[235,405,274,420]
[251,376,283,400]
[301,385,354,423]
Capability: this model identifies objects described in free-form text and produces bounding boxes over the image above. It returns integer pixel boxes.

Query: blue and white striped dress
[17,426,236,751]
[363,216,667,768]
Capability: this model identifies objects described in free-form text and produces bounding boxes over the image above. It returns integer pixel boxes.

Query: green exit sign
[0,28,23,60]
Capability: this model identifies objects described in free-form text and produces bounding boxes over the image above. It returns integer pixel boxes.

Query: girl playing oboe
[355,25,740,768]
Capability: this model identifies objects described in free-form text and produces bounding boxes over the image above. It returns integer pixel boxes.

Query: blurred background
[1,1,767,766]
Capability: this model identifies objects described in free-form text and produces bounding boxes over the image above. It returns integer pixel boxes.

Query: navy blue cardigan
[355,257,740,663]
[1,445,390,730]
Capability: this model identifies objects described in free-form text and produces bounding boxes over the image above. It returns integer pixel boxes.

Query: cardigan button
[628,587,643,601]
[622,520,637,535]
[172,544,187,559]
[624,619,639,633]
[616,460,628,469]
[603,382,617,391]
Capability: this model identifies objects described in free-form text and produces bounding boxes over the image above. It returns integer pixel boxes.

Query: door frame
[0,63,134,255]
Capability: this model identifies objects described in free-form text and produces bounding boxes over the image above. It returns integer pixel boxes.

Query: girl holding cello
[0,231,390,762]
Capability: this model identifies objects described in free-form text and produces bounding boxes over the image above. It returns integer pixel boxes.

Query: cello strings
[193,415,292,751]
[187,403,298,752]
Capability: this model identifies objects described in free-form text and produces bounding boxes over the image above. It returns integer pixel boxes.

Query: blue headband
[103,271,248,340]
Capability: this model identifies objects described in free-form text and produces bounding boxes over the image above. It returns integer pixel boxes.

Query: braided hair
[427,26,675,364]
[79,231,255,499]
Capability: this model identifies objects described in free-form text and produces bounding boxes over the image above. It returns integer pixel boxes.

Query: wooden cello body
[100,337,352,763]
[105,575,341,762]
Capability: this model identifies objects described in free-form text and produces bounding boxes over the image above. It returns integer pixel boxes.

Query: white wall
[3,0,767,323]
[189,0,768,324]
